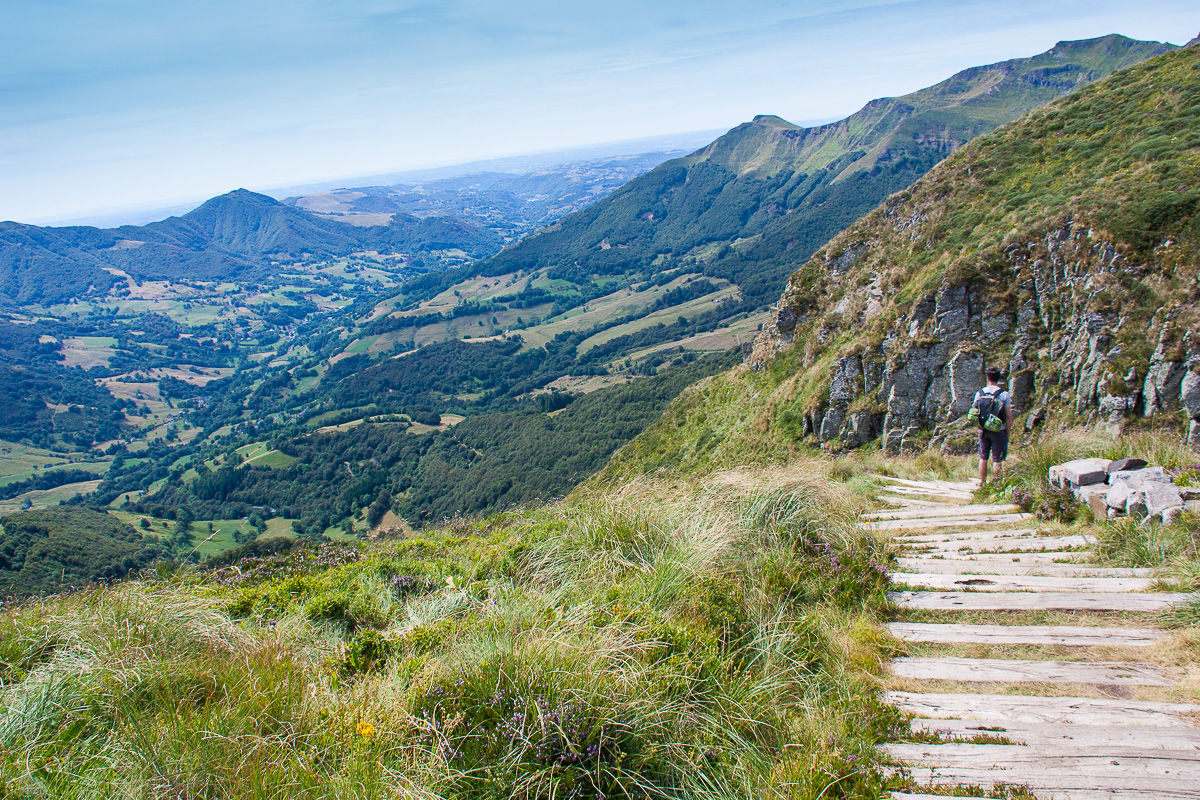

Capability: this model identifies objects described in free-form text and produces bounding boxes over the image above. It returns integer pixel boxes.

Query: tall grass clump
[0,469,902,799]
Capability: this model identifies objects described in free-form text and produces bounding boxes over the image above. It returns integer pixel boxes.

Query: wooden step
[909,718,1200,749]
[879,495,951,507]
[871,475,978,492]
[907,534,1096,553]
[874,485,975,500]
[890,656,1173,686]
[896,746,1200,799]
[887,623,1165,647]
[885,692,1200,727]
[863,503,1021,521]
[894,558,1152,577]
[897,527,1041,543]
[900,550,1089,563]
[890,740,1200,765]
[865,513,1033,531]
[890,591,1193,612]
[889,573,1154,592]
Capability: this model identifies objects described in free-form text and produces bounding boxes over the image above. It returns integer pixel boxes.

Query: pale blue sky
[3,0,1196,224]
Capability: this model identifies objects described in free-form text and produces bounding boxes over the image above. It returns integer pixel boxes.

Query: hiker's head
[985,366,1002,384]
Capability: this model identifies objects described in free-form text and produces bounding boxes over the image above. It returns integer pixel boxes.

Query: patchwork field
[60,336,118,368]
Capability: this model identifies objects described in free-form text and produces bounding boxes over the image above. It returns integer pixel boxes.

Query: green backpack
[967,387,1006,432]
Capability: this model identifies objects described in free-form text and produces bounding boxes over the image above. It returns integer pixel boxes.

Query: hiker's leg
[978,431,990,485]
[993,430,1009,480]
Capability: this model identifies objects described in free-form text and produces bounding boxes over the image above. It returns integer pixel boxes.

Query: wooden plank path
[867,474,1200,799]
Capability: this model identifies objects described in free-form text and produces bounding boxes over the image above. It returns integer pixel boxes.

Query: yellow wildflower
[356,721,375,738]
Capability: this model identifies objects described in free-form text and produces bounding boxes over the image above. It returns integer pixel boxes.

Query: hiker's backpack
[967,386,1005,432]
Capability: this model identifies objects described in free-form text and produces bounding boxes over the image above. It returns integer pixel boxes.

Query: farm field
[614,310,769,364]
[574,283,740,354]
[0,443,76,482]
[59,336,118,368]
[0,479,104,513]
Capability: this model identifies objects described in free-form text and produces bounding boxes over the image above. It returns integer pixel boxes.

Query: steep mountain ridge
[0,190,501,304]
[431,35,1172,318]
[600,41,1200,479]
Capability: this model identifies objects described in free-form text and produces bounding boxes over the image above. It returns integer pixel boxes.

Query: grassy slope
[600,43,1200,481]
[0,469,898,799]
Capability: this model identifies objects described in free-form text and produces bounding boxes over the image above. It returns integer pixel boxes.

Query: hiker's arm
[1006,402,1014,430]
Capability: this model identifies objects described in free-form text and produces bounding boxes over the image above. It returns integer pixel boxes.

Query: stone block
[1127,482,1184,520]
[1163,506,1184,525]
[1181,486,1200,501]
[1106,457,1147,474]
[1109,466,1171,488]
[1051,458,1111,488]
[1106,481,1136,511]
[1187,500,1200,514]
[1075,484,1109,519]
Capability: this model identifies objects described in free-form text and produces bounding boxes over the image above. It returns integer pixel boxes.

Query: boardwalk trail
[868,475,1200,800]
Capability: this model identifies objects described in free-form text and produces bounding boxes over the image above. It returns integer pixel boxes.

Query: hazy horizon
[4,0,1197,224]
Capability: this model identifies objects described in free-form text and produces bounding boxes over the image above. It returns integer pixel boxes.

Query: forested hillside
[0,507,160,598]
[601,40,1200,479]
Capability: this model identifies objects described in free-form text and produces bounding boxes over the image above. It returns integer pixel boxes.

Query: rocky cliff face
[751,219,1199,452]
[747,45,1200,453]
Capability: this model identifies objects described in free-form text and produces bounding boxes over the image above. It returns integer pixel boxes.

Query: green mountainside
[404,35,1171,327]
[601,41,1200,479]
[0,190,501,304]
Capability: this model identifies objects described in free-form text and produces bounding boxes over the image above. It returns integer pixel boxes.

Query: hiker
[969,366,1013,487]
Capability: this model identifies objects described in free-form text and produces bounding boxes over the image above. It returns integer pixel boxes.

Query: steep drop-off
[602,41,1200,478]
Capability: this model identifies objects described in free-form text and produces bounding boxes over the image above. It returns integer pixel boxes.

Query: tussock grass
[0,469,901,799]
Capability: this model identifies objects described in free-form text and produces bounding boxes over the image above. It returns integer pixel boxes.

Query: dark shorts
[978,429,1008,462]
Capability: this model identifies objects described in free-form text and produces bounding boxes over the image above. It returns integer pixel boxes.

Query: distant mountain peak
[193,188,283,209]
[750,115,802,129]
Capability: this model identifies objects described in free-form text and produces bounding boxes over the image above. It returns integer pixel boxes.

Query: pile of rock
[1049,457,1200,524]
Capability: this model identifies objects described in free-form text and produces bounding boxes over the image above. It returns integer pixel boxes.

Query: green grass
[342,335,379,355]
[0,457,108,488]
[0,469,900,798]
[0,479,104,512]
[0,443,73,483]
[188,520,253,559]
[235,441,269,461]
[244,450,297,469]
